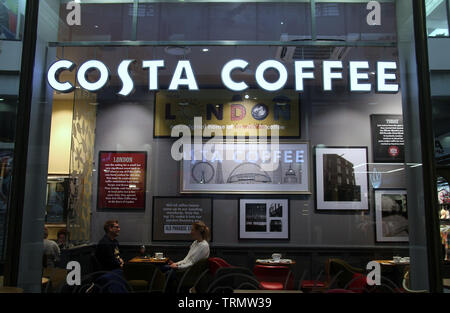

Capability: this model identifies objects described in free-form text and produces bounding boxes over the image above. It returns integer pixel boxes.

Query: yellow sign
[154,90,300,137]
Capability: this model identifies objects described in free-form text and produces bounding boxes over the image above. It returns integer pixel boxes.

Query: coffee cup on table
[393,256,401,263]
[155,252,164,259]
[272,253,281,262]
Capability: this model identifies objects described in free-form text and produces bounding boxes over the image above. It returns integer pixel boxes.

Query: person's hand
[167,259,174,265]
[119,258,124,268]
[169,263,178,269]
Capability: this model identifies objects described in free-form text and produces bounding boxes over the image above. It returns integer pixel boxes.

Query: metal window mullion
[311,0,316,40]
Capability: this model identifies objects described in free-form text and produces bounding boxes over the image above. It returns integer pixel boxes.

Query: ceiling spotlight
[244,94,250,99]
[202,48,209,52]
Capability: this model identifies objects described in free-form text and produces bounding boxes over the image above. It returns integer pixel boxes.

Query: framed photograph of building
[314,146,369,211]
[374,189,408,242]
[238,199,289,240]
[181,141,311,194]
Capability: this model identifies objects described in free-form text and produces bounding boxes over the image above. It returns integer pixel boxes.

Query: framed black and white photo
[239,199,289,240]
[374,189,408,242]
[314,146,369,211]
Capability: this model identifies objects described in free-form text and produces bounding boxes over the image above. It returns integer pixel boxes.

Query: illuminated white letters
[221,59,249,91]
[350,61,371,92]
[377,61,399,92]
[295,60,315,91]
[47,60,75,93]
[76,60,109,92]
[323,61,343,91]
[46,58,400,94]
[168,60,199,90]
[143,60,164,91]
[255,60,288,92]
[117,59,135,96]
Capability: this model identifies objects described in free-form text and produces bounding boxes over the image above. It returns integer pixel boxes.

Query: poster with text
[152,197,212,241]
[370,114,404,163]
[97,151,147,211]
[181,141,310,194]
[239,199,289,239]
[154,90,300,138]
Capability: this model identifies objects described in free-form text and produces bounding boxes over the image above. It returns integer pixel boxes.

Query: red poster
[98,151,147,210]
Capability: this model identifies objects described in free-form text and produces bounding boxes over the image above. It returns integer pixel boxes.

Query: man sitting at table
[96,220,124,271]
[92,220,128,293]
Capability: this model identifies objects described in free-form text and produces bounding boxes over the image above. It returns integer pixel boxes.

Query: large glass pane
[0,0,26,268]
[1,0,442,295]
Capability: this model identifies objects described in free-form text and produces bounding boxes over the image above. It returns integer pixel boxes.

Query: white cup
[272,253,281,262]
[155,252,164,259]
[393,256,401,263]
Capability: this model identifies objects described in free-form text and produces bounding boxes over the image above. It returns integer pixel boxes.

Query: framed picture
[238,199,289,240]
[45,175,70,224]
[153,89,301,138]
[181,141,311,194]
[314,146,369,211]
[374,189,408,242]
[97,151,147,211]
[152,197,213,242]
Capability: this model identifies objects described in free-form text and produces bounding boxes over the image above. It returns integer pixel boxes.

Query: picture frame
[152,196,213,242]
[97,151,147,211]
[314,146,369,211]
[153,89,301,139]
[180,140,311,194]
[374,189,408,242]
[238,198,289,240]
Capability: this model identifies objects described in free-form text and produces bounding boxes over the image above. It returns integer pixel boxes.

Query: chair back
[253,265,294,289]
[209,267,259,292]
[209,257,232,276]
[326,258,364,289]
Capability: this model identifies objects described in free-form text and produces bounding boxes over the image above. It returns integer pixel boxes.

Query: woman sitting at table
[167,221,210,271]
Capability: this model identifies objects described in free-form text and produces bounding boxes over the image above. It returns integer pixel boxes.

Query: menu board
[97,151,147,210]
[370,114,405,163]
[152,197,213,241]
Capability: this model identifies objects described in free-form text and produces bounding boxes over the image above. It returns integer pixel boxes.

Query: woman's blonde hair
[192,221,211,241]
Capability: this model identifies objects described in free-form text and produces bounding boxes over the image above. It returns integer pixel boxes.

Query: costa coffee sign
[47,59,399,95]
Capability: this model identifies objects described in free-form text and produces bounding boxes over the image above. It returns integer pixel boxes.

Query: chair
[123,262,165,292]
[325,258,365,291]
[174,258,211,293]
[253,265,294,290]
[209,257,232,276]
[208,267,260,293]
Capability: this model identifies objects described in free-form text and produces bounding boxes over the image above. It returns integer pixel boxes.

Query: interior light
[202,48,209,52]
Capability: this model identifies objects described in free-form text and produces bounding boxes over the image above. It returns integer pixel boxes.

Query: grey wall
[91,86,406,249]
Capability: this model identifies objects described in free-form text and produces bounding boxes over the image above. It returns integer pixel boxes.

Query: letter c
[47,60,75,93]
[221,59,249,91]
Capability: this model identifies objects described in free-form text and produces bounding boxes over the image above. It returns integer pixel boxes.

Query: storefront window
[0,0,445,295]
[0,0,26,265]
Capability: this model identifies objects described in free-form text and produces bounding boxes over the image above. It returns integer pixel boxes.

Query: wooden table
[0,287,24,293]
[128,256,169,264]
[255,259,296,266]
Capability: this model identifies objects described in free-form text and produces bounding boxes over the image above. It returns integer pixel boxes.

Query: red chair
[301,280,326,289]
[253,265,294,290]
[209,257,232,276]
[326,289,356,293]
[347,273,368,293]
